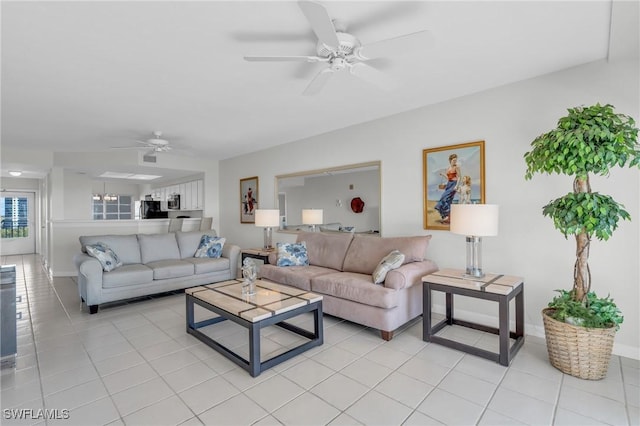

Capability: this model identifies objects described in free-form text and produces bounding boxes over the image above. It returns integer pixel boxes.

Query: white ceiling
[1,1,618,181]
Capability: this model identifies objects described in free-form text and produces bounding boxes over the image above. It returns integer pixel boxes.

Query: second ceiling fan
[244,0,434,95]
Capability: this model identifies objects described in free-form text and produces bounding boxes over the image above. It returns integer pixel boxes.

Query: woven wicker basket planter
[542,308,616,380]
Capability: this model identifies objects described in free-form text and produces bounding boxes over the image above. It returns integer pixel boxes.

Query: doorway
[1,192,36,255]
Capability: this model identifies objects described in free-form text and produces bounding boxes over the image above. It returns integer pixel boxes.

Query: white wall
[64,171,92,220]
[0,177,39,191]
[219,58,639,358]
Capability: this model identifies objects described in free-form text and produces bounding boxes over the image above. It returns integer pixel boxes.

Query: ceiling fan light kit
[243,0,433,95]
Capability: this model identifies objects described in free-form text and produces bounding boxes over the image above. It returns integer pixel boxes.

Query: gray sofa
[260,231,438,340]
[74,231,240,314]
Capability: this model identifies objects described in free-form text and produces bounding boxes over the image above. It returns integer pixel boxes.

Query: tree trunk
[574,232,590,303]
[573,176,591,303]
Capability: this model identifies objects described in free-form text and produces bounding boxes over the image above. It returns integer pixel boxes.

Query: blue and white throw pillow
[194,236,226,258]
[372,250,405,284]
[85,242,123,272]
[276,242,309,267]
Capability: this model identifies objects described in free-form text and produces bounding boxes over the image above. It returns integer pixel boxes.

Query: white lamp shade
[302,209,323,225]
[450,204,499,237]
[255,209,280,227]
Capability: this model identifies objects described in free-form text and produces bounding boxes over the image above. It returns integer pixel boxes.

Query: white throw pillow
[372,250,405,284]
[86,242,123,272]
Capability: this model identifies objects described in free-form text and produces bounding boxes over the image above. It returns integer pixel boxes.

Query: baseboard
[52,270,75,277]
[432,303,639,360]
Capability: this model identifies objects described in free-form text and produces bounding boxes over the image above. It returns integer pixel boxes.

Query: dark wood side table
[422,268,525,366]
[241,248,274,265]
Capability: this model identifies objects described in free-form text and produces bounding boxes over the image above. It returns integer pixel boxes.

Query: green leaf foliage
[542,192,630,240]
[524,103,639,311]
[524,104,640,180]
[548,290,623,330]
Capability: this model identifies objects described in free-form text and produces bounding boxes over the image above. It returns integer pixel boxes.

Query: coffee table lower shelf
[185,282,323,377]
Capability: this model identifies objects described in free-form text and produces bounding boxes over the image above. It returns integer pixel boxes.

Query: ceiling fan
[111,131,174,155]
[244,0,434,95]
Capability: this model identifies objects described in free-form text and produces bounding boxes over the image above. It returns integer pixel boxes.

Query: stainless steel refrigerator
[140,201,168,219]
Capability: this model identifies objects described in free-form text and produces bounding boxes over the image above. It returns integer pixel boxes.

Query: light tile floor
[1,254,638,426]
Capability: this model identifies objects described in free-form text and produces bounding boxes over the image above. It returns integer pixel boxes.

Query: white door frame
[1,191,37,255]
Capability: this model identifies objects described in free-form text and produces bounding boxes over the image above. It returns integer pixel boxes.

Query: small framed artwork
[240,176,259,223]
[423,140,485,230]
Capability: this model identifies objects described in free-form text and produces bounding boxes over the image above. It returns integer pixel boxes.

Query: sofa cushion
[194,236,226,258]
[138,233,181,264]
[372,250,405,284]
[260,264,336,291]
[85,242,123,272]
[176,231,218,259]
[184,257,230,274]
[276,242,309,267]
[311,272,399,309]
[145,260,194,280]
[342,235,432,275]
[80,234,141,265]
[103,264,154,289]
[296,231,354,271]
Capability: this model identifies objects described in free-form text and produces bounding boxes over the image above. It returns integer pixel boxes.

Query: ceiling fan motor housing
[148,138,169,147]
[316,32,360,59]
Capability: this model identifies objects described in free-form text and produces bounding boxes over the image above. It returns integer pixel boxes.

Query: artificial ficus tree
[524,103,639,305]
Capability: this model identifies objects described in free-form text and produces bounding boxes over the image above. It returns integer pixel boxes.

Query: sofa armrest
[73,253,103,304]
[222,243,241,279]
[384,260,439,290]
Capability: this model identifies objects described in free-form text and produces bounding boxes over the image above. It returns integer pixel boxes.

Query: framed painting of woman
[423,141,485,230]
[240,176,259,223]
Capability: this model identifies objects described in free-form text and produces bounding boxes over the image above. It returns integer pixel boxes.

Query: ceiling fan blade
[303,68,334,96]
[231,30,315,43]
[357,30,435,60]
[110,146,144,150]
[298,0,339,50]
[244,55,327,63]
[349,62,397,91]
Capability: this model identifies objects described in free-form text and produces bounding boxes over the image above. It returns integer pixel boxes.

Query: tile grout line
[551,365,565,425]
[401,345,464,425]
[619,355,632,426]
[34,256,122,424]
[475,357,510,425]
[15,255,50,421]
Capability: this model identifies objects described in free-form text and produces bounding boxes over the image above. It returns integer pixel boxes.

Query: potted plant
[524,103,639,380]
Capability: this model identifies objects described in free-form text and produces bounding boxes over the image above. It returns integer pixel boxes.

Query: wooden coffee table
[185,279,323,377]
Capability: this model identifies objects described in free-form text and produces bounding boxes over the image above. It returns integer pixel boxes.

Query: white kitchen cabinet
[195,180,203,209]
[180,183,189,210]
[187,181,195,209]
[157,180,203,211]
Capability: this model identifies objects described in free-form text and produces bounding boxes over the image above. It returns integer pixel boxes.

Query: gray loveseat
[260,231,438,340]
[74,231,240,314]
